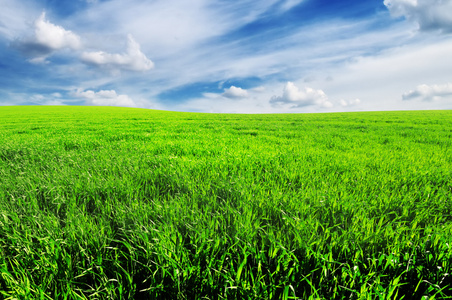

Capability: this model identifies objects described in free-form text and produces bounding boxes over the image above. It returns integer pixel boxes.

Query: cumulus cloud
[11,12,155,72]
[340,98,361,107]
[75,89,136,107]
[222,86,248,99]
[384,0,452,33]
[270,82,333,108]
[402,83,452,101]
[33,12,81,50]
[13,12,81,59]
[81,35,154,72]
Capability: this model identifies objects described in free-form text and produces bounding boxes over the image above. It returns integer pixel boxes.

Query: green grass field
[1,106,451,299]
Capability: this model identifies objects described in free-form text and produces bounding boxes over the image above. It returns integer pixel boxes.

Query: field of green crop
[0,106,451,299]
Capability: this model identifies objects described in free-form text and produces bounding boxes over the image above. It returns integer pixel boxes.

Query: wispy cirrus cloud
[77,0,283,56]
[0,0,41,39]
[278,0,305,12]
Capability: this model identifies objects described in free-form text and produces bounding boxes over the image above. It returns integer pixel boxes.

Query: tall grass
[0,106,451,299]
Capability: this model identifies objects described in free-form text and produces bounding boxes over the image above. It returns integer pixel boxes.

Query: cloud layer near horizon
[270,82,332,109]
[403,83,452,101]
[75,89,136,107]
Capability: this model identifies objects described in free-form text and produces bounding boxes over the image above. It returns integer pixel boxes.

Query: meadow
[0,106,451,299]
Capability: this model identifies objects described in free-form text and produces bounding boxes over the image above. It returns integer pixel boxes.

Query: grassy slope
[0,106,451,299]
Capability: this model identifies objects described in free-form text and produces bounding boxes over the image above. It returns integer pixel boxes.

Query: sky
[1,0,452,113]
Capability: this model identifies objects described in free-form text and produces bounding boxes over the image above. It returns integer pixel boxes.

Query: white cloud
[5,92,66,105]
[81,34,154,72]
[251,86,266,92]
[11,12,154,72]
[222,86,248,99]
[28,56,49,64]
[402,83,452,101]
[384,0,452,33]
[75,89,136,107]
[270,82,333,108]
[77,0,282,57]
[279,0,304,12]
[138,16,413,103]
[340,98,361,107]
[33,12,81,50]
[315,37,452,112]
[13,12,81,60]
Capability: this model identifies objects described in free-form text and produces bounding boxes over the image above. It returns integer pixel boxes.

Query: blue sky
[1,0,452,113]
